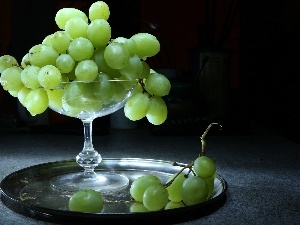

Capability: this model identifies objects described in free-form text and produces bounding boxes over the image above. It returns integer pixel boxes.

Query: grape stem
[138,78,153,97]
[200,123,222,156]
[166,123,222,187]
[165,162,195,188]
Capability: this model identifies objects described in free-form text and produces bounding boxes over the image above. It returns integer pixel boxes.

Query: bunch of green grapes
[0,1,170,123]
[129,123,219,211]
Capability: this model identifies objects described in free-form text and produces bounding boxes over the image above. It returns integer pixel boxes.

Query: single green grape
[0,55,19,73]
[38,65,62,89]
[51,31,72,54]
[166,172,186,202]
[56,54,75,74]
[68,37,94,61]
[204,174,215,198]
[28,44,59,67]
[21,65,40,89]
[130,33,160,58]
[146,96,168,125]
[164,201,185,210]
[75,60,98,82]
[181,176,209,206]
[144,72,171,97]
[143,184,169,211]
[0,66,24,91]
[104,42,130,69]
[65,17,88,39]
[17,86,31,107]
[88,19,111,48]
[89,1,110,21]
[193,156,216,178]
[130,175,161,202]
[68,189,104,213]
[129,202,149,213]
[124,92,150,121]
[25,88,49,116]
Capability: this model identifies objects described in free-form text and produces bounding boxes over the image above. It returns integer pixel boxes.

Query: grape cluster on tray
[0,1,170,125]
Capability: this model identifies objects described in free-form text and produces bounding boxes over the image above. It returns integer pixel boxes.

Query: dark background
[0,0,300,142]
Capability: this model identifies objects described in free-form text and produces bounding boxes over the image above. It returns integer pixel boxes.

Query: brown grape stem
[200,123,222,156]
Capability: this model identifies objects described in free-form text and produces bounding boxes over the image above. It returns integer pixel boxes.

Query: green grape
[21,53,30,68]
[92,48,122,78]
[68,37,94,61]
[28,44,59,67]
[25,88,49,116]
[193,156,216,178]
[130,175,161,202]
[111,80,126,102]
[145,72,171,97]
[146,96,167,125]
[38,65,62,89]
[113,37,137,56]
[65,17,88,39]
[181,176,209,206]
[62,100,83,117]
[47,89,63,110]
[0,66,23,91]
[18,86,31,106]
[140,61,150,79]
[89,1,110,21]
[51,31,72,54]
[130,33,160,59]
[165,201,185,210]
[20,65,40,89]
[166,172,186,202]
[75,60,98,82]
[104,42,130,69]
[129,202,149,213]
[42,34,53,46]
[0,55,19,73]
[143,184,169,211]
[55,7,88,30]
[8,90,18,97]
[124,92,150,121]
[204,174,215,198]
[88,19,111,48]
[63,82,102,112]
[69,189,104,213]
[119,54,143,80]
[56,54,75,73]
[93,73,115,104]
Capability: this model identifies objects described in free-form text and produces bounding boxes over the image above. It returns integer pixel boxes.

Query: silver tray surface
[0,158,227,225]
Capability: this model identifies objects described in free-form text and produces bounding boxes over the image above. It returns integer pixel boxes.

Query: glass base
[50,172,129,192]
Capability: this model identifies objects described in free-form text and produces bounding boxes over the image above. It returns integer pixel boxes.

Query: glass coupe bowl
[49,80,135,192]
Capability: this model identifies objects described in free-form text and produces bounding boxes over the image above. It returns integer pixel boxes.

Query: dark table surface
[0,121,300,225]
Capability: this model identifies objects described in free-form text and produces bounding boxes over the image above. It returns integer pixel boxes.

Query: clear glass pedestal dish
[48,82,134,192]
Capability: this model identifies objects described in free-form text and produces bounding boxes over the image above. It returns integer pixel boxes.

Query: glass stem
[76,119,102,178]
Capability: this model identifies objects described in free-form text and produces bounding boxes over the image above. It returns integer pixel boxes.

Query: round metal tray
[0,158,227,224]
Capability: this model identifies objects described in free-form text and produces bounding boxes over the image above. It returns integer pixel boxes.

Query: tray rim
[0,158,228,225]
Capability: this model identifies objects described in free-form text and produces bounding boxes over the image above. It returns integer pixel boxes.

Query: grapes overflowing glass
[0,1,170,193]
